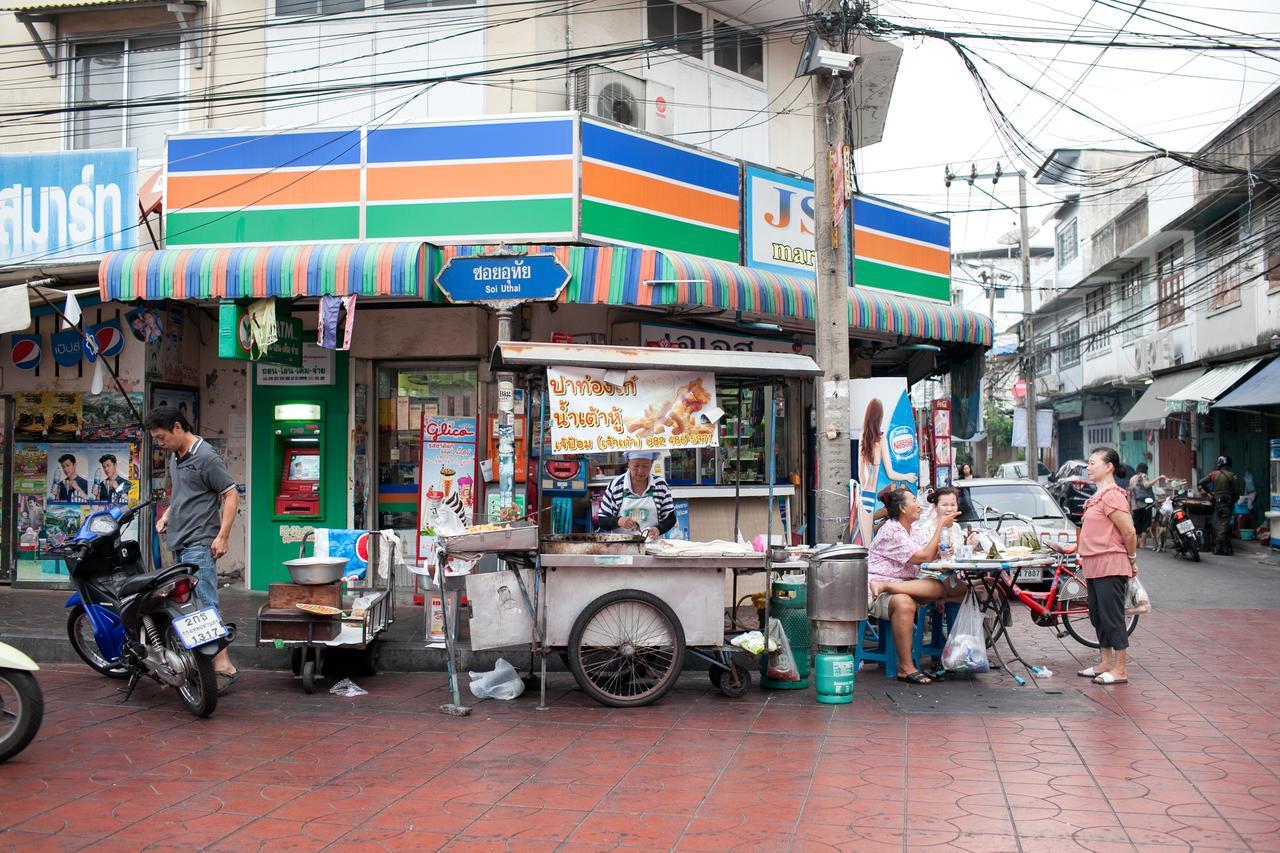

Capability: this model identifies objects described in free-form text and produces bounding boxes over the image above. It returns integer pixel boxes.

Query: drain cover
[883,686,1098,715]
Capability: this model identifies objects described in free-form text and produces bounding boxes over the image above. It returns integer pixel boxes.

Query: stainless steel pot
[284,557,348,585]
[808,544,869,647]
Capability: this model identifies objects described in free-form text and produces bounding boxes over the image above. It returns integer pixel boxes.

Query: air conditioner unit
[571,66,656,133]
[1133,335,1157,374]
[1038,375,1061,394]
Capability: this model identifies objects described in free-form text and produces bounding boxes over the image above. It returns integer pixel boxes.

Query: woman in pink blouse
[1077,447,1138,685]
[867,486,964,685]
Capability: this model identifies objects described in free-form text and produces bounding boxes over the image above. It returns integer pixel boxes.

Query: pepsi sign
[10,334,41,370]
[87,319,125,359]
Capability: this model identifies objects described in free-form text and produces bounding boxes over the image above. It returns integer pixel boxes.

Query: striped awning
[98,242,428,300]
[439,245,991,347]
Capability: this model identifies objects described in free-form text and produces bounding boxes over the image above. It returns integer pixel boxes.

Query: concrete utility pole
[811,9,853,546]
[1017,172,1037,471]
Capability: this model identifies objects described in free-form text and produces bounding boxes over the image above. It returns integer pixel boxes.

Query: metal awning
[99,242,429,300]
[490,341,823,378]
[1213,358,1280,410]
[1165,359,1262,415]
[1119,368,1204,429]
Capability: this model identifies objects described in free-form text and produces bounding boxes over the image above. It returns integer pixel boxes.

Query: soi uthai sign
[546,367,719,455]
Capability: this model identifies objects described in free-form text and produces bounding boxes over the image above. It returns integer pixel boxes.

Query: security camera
[816,50,860,76]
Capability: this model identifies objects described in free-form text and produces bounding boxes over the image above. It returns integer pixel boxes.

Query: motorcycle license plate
[173,608,227,649]
[1016,569,1042,582]
[1177,519,1195,534]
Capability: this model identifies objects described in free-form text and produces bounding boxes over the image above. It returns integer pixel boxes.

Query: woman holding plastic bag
[1077,447,1139,685]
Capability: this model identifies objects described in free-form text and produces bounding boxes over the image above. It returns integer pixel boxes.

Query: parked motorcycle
[1156,495,1204,562]
[64,500,234,718]
[0,641,43,763]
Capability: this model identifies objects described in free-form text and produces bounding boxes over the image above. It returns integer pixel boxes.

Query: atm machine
[272,402,325,520]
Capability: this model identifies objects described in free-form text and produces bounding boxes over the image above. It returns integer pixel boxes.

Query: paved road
[1131,543,1280,610]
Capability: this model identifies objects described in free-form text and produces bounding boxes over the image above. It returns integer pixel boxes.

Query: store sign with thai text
[257,344,334,385]
[546,367,720,455]
[0,149,138,264]
[435,255,570,305]
[216,302,303,367]
[639,323,814,357]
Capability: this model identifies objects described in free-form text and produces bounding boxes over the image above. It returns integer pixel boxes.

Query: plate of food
[295,603,344,617]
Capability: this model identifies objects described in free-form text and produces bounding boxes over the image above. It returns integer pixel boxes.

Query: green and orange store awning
[98,241,992,348]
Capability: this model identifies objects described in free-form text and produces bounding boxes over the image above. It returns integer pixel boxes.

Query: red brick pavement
[2,607,1278,852]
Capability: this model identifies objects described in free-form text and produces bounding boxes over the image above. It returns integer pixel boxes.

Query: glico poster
[416,416,478,564]
[546,367,718,455]
[849,377,918,546]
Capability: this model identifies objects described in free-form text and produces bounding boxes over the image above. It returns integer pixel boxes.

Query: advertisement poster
[14,391,83,440]
[416,416,478,563]
[43,442,140,505]
[547,367,719,455]
[82,391,143,440]
[849,377,918,546]
[148,385,199,432]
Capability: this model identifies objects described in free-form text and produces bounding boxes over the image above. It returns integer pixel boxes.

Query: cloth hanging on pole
[62,291,82,330]
[0,286,32,335]
[318,294,357,350]
[246,298,278,359]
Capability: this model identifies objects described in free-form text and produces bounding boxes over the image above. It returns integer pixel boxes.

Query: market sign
[742,164,815,277]
[0,149,139,264]
[435,255,570,306]
[216,302,303,367]
[546,366,720,455]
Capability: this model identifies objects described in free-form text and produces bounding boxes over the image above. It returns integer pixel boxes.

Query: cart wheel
[567,589,686,708]
[710,661,751,698]
[301,659,316,694]
[356,640,382,677]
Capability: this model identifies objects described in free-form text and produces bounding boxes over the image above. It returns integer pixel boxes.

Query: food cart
[440,342,822,708]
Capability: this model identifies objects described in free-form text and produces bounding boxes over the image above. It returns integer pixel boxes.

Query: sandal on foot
[897,670,933,685]
[1092,672,1127,685]
[1078,666,1102,678]
[216,671,239,696]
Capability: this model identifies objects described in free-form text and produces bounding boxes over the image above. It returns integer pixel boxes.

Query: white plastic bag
[942,590,990,673]
[1126,576,1151,614]
[329,678,368,697]
[468,657,526,701]
[764,617,800,682]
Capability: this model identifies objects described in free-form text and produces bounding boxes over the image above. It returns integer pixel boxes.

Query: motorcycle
[64,499,234,718]
[0,641,43,763]
[1155,495,1203,562]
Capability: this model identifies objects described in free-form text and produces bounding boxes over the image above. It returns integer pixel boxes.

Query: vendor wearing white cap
[596,451,677,541]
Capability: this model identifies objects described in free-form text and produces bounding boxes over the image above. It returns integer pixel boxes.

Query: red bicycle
[967,543,1140,651]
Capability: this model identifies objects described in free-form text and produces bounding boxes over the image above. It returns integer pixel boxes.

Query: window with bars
[1056,218,1078,268]
[1204,210,1242,309]
[1156,241,1185,328]
[1119,263,1145,343]
[647,0,704,59]
[1059,323,1081,369]
[1084,288,1111,353]
[712,21,764,81]
[1033,337,1051,377]
[275,0,363,15]
[70,37,183,163]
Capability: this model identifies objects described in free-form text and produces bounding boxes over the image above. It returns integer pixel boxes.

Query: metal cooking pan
[540,532,646,556]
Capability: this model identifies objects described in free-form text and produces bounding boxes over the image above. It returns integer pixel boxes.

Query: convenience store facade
[86,113,991,592]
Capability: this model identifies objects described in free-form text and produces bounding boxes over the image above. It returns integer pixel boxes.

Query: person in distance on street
[1199,455,1243,556]
[1076,447,1137,685]
[1128,463,1166,550]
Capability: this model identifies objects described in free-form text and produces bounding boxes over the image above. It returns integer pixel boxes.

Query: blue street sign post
[434,255,571,307]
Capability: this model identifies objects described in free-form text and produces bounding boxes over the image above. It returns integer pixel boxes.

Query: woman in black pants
[1076,447,1138,685]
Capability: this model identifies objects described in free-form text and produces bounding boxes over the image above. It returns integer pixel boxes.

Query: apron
[619,477,660,531]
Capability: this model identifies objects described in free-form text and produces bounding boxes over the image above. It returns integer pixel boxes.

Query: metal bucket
[807,545,869,647]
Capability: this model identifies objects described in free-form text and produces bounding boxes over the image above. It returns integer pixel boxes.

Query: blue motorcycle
[64,500,234,717]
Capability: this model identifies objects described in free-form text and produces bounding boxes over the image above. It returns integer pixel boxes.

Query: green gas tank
[760,577,810,689]
[814,648,855,704]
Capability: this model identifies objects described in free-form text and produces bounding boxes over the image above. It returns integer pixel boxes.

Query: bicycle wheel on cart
[976,582,1011,649]
[1061,608,1139,649]
[567,589,686,708]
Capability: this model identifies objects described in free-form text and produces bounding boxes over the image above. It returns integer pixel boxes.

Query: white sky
[854,0,1280,251]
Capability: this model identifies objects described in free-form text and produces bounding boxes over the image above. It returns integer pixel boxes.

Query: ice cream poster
[848,377,919,547]
[416,415,477,562]
[546,367,719,455]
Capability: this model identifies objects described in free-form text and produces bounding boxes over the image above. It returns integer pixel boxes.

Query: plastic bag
[329,678,368,697]
[942,590,990,673]
[764,617,800,682]
[1126,576,1151,614]
[468,657,526,701]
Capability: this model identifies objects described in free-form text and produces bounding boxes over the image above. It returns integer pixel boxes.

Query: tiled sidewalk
[1,608,1278,851]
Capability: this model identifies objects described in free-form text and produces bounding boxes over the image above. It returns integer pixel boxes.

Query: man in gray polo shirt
[145,405,239,692]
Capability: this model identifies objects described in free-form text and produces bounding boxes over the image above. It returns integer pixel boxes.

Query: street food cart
[440,342,822,708]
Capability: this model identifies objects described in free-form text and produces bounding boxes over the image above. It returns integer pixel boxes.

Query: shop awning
[1119,368,1204,430]
[1213,357,1280,410]
[439,245,993,348]
[1165,359,1262,415]
[98,242,429,300]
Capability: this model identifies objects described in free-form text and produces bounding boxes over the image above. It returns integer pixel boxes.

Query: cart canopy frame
[490,341,823,378]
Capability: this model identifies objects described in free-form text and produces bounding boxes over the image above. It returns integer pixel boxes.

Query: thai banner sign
[546,367,719,455]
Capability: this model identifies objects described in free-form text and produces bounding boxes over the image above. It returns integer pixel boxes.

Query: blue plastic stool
[857,601,958,678]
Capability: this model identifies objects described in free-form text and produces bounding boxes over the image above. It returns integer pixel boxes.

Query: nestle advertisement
[547,367,719,455]
[849,377,918,546]
[0,149,139,264]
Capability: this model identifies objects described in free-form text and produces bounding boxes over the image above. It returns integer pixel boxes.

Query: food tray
[442,522,539,555]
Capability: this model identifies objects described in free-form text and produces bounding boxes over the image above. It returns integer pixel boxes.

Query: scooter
[63,499,234,718]
[1155,495,1203,562]
[0,641,43,763]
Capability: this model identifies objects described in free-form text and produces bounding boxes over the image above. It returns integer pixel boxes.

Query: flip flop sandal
[1077,667,1101,678]
[897,670,933,685]
[1092,672,1128,685]
[216,671,239,696]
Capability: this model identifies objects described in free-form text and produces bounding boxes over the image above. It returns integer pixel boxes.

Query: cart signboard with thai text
[546,367,719,455]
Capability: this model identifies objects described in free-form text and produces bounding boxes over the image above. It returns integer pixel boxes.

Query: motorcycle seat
[119,570,176,598]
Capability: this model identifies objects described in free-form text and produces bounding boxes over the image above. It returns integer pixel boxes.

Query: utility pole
[810,5,853,546]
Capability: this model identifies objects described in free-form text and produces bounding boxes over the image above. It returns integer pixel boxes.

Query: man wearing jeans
[144,405,239,693]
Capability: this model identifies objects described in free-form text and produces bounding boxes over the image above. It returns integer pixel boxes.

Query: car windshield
[957,484,1065,523]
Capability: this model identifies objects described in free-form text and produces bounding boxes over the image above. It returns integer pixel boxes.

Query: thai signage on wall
[0,150,138,264]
